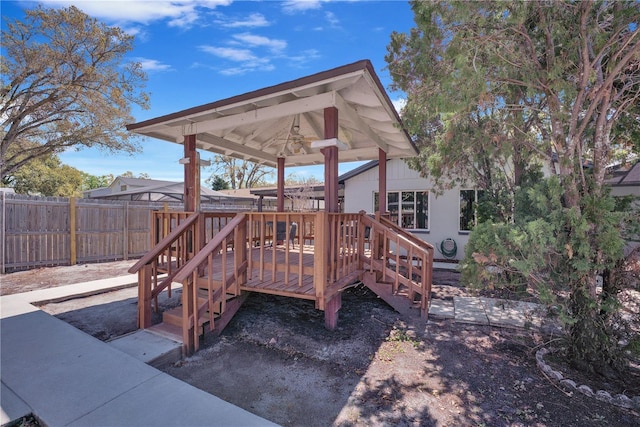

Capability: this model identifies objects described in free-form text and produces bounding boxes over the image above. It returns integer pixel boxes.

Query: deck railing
[360,213,434,317]
[134,209,434,354]
[129,212,200,328]
[173,213,248,353]
[244,212,317,289]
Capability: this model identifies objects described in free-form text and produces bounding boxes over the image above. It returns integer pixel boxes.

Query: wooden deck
[131,211,434,356]
[206,245,318,299]
[196,243,370,300]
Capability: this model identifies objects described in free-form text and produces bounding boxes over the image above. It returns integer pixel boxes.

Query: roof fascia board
[127,60,371,132]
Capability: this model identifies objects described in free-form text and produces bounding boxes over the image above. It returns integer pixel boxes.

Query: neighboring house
[84,176,259,210]
[341,159,475,265]
[607,160,640,198]
[84,177,179,199]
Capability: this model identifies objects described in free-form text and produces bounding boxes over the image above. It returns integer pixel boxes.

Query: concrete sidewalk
[429,295,558,331]
[1,276,278,427]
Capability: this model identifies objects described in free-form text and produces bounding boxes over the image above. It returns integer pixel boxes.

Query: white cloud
[287,49,321,67]
[199,30,291,75]
[133,57,173,72]
[281,0,324,14]
[324,11,339,27]
[197,44,274,75]
[231,33,286,53]
[199,45,257,62]
[219,63,275,76]
[33,0,232,28]
[218,12,270,28]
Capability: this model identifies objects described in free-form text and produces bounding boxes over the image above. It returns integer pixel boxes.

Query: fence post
[123,201,129,260]
[70,197,77,266]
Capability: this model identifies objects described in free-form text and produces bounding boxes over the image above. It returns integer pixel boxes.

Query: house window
[120,185,127,191]
[374,190,429,230]
[459,189,484,232]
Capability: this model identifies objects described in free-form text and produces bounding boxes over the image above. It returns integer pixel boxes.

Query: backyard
[2,259,639,426]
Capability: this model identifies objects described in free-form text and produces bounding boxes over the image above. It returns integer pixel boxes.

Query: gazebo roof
[127,60,417,169]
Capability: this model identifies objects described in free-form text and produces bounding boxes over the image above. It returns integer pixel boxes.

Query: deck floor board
[198,245,318,299]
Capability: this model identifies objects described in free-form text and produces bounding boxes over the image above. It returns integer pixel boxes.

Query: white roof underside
[127,60,417,169]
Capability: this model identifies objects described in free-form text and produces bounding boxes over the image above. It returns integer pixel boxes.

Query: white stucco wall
[343,158,469,262]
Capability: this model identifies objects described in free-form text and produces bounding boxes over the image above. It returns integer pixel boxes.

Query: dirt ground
[3,261,639,426]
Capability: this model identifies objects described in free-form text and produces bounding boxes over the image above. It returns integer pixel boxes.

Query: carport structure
[127,60,434,355]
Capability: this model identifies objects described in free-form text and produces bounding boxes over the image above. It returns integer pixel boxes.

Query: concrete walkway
[429,295,556,330]
[1,276,278,427]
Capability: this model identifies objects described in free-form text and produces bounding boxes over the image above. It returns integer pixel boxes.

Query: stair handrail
[174,212,247,355]
[360,214,435,256]
[128,211,199,274]
[174,212,247,283]
[360,213,434,316]
[377,214,435,253]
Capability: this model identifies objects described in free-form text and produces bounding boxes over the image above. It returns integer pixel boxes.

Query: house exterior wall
[612,186,640,197]
[343,158,470,262]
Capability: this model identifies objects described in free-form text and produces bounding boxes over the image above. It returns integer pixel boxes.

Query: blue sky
[3,0,415,184]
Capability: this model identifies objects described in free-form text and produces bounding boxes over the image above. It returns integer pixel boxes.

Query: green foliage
[208,175,230,191]
[1,5,149,181]
[463,177,633,374]
[81,173,112,191]
[11,154,84,197]
[389,0,640,375]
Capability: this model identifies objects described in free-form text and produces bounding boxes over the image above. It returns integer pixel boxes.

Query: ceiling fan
[285,114,315,155]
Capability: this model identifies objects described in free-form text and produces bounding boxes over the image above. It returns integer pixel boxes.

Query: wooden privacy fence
[0,193,260,274]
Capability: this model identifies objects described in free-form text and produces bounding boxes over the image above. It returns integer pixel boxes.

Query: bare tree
[207,155,274,189]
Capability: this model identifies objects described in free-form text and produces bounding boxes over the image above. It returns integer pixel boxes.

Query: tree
[0,5,149,181]
[208,175,230,191]
[81,172,112,191]
[11,153,84,196]
[207,155,274,189]
[387,0,640,375]
[284,174,322,212]
[119,171,150,179]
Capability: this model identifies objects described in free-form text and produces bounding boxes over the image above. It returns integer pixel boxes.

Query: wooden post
[234,217,247,292]
[357,211,366,270]
[324,292,342,330]
[182,277,195,356]
[322,107,339,214]
[69,197,77,266]
[277,157,285,212]
[320,107,342,328]
[138,264,152,328]
[378,148,387,215]
[184,134,199,212]
[314,212,328,310]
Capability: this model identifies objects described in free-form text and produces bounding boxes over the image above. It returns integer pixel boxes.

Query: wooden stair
[154,286,247,344]
[362,271,424,318]
[147,322,183,343]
